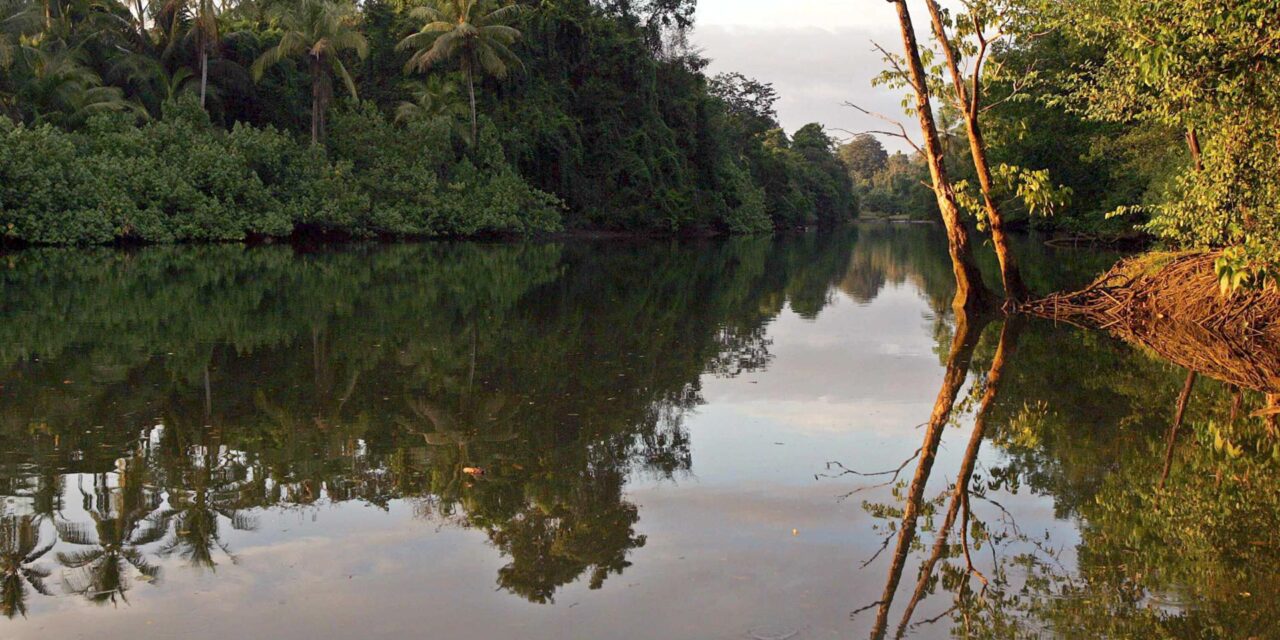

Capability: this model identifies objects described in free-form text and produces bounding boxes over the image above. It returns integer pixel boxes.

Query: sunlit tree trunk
[1186,126,1204,172]
[922,0,1027,304]
[870,307,990,640]
[888,0,989,313]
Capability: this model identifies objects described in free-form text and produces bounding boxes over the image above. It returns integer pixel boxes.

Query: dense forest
[0,0,856,243]
[844,0,1279,244]
[2,0,1278,293]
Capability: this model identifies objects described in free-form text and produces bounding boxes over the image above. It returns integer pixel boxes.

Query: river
[0,224,1274,639]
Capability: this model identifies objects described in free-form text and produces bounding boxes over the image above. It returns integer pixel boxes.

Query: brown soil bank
[1023,251,1280,393]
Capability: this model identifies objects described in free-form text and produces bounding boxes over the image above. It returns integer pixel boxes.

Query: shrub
[0,97,558,244]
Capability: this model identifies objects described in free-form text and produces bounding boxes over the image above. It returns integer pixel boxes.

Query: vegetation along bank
[0,0,856,244]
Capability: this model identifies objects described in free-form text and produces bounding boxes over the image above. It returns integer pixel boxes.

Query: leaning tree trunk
[923,0,1028,303]
[889,0,990,313]
[966,118,1028,302]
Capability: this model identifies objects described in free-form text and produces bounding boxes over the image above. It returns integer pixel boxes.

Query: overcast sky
[690,0,915,150]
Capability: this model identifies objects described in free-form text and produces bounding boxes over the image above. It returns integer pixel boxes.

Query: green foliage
[954,164,1073,230]
[838,133,888,184]
[0,96,558,244]
[1015,0,1280,260]
[1213,246,1277,296]
[0,0,854,242]
[0,102,313,243]
[326,100,561,236]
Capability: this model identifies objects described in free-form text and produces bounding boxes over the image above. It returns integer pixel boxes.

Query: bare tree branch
[842,102,923,154]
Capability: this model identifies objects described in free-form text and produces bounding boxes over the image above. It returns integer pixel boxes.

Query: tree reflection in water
[853,282,1280,638]
[0,230,856,609]
[0,225,1277,635]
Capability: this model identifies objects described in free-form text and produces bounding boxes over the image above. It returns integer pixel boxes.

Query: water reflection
[0,232,859,618]
[856,290,1280,638]
[0,225,1275,638]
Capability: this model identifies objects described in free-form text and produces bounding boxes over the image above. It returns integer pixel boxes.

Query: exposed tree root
[1022,251,1280,393]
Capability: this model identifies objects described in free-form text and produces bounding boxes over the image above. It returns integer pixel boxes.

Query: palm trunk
[466,65,477,145]
[310,56,322,146]
[890,0,989,313]
[923,0,1027,303]
[200,49,209,108]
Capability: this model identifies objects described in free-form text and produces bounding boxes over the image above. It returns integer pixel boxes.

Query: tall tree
[838,133,888,183]
[250,0,368,145]
[397,0,525,144]
[160,0,219,108]
[922,0,1028,302]
[885,0,990,311]
[394,73,469,136]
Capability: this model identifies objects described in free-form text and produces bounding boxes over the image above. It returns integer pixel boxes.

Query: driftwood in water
[1022,251,1280,393]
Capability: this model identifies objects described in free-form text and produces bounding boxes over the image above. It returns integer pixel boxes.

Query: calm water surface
[1,224,1275,639]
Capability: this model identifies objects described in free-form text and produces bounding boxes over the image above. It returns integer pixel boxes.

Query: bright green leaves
[1214,247,1276,297]
[1057,0,1280,267]
[953,164,1072,229]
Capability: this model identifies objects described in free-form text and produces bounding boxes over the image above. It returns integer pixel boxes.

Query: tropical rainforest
[0,0,857,244]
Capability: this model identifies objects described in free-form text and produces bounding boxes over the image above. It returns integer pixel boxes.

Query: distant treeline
[0,0,856,244]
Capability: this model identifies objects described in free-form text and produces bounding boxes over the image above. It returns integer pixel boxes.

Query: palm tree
[109,52,201,116]
[395,74,471,139]
[156,441,257,570]
[250,0,368,145]
[0,1,26,70]
[397,0,526,144]
[13,42,137,126]
[158,0,219,108]
[56,469,166,606]
[0,515,55,619]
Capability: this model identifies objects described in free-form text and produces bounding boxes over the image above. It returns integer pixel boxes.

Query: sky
[690,0,914,151]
